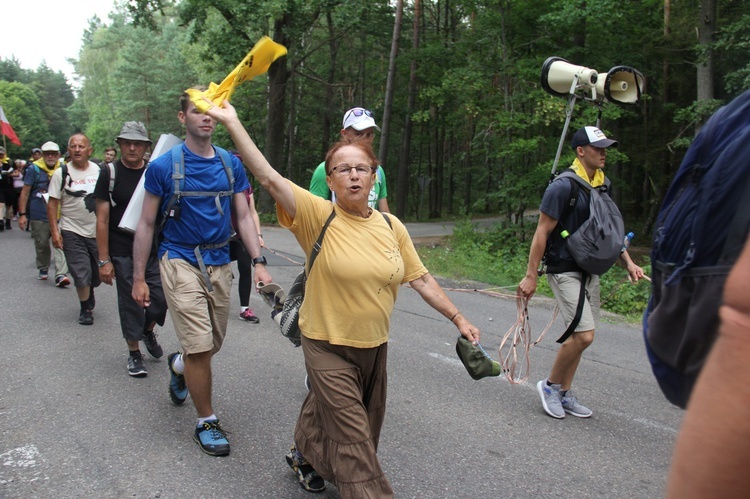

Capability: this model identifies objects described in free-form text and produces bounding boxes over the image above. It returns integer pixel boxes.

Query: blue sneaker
[194,419,230,456]
[168,352,188,405]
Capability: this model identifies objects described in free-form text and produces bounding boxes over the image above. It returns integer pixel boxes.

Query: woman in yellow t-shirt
[207,101,481,498]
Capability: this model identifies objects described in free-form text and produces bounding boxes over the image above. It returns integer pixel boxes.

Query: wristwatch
[18,212,27,216]
[98,259,111,268]
[250,256,267,267]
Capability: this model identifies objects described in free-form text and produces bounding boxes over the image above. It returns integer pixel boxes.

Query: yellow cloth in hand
[187,36,288,113]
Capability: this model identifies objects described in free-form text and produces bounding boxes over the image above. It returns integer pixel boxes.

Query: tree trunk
[696,0,716,131]
[261,20,290,213]
[378,0,403,168]
[396,0,420,218]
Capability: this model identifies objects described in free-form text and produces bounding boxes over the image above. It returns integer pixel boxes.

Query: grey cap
[116,121,151,143]
[32,147,42,153]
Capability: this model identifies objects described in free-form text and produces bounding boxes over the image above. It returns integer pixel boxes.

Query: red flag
[0,105,21,146]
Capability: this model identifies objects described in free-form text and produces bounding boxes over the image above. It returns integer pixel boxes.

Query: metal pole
[549,75,580,180]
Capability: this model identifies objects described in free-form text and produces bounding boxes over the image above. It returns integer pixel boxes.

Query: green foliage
[0,81,48,157]
[418,220,651,320]
[5,0,750,225]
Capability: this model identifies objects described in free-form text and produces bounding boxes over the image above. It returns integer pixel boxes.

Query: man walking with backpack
[17,141,70,285]
[131,90,272,457]
[518,126,644,419]
[94,122,166,378]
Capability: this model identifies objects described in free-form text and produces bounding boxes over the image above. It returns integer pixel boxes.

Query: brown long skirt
[294,335,394,498]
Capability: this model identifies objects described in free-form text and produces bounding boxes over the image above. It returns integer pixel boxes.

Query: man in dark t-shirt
[518,126,644,420]
[94,121,166,378]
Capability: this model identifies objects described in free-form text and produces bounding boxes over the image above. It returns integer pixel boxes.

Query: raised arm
[204,100,296,218]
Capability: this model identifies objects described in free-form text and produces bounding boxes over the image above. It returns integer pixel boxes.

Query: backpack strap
[555,271,589,344]
[381,211,393,229]
[61,163,69,190]
[307,210,337,275]
[107,162,117,207]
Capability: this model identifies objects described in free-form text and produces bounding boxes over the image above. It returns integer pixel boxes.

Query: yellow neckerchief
[570,157,605,187]
[187,36,287,113]
[33,158,62,177]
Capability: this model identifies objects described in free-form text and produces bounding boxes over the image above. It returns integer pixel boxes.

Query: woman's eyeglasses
[329,165,374,177]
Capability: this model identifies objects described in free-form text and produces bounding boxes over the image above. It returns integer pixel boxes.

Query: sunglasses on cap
[346,108,373,119]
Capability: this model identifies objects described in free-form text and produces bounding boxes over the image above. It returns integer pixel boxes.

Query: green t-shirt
[308,161,387,209]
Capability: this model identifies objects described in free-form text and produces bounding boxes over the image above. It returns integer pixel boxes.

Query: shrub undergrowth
[416,220,651,323]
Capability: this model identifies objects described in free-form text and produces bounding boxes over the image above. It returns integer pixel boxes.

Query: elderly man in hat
[518,126,643,420]
[94,122,166,377]
[18,142,71,285]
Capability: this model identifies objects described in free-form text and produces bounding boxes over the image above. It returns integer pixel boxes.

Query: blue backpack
[644,90,750,408]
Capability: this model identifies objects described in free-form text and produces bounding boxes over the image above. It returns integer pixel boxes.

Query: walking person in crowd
[29,147,42,165]
[18,141,70,286]
[131,90,272,457]
[102,146,117,165]
[518,127,644,419]
[232,184,264,324]
[205,99,480,497]
[0,146,13,231]
[309,107,390,213]
[47,134,101,325]
[11,159,26,222]
[95,122,166,378]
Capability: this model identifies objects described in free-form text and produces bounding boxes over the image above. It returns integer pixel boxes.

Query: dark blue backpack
[644,90,750,408]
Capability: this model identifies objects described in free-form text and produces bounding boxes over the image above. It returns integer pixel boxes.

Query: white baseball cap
[342,107,380,131]
[41,141,61,152]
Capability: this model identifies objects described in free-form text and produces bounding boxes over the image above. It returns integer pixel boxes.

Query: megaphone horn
[541,56,598,98]
[595,66,645,105]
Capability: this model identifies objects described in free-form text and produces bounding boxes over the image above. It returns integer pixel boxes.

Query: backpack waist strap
[166,239,230,292]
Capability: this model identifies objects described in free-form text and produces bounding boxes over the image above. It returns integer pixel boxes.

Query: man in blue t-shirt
[132,91,272,457]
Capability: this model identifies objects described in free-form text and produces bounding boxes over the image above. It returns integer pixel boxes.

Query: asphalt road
[0,220,682,498]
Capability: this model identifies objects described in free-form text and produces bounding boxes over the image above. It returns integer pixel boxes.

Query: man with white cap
[518,126,643,419]
[309,107,390,212]
[18,141,71,286]
[94,122,166,377]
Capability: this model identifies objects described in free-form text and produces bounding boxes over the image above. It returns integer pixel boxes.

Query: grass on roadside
[415,220,652,323]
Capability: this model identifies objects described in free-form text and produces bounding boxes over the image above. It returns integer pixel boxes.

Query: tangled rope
[497,296,557,384]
